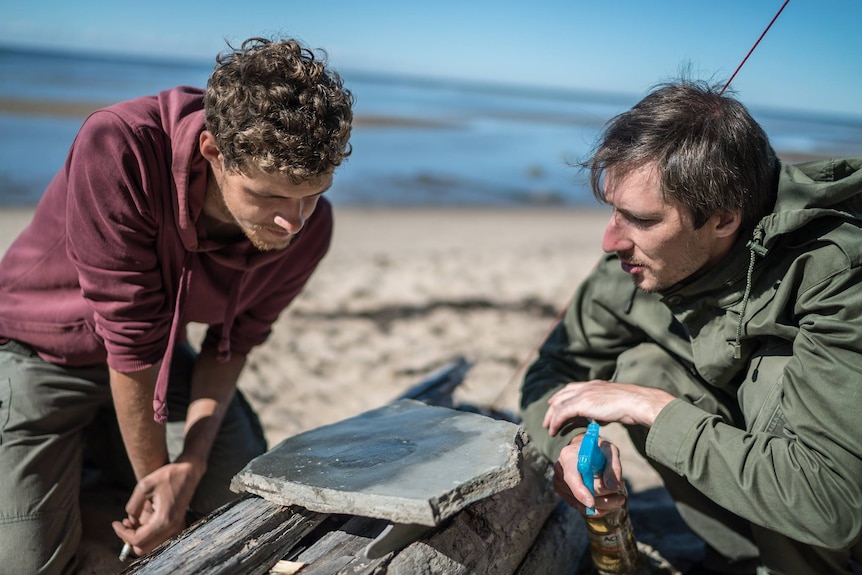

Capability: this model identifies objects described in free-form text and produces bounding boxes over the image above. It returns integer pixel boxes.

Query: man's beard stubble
[212,188,292,252]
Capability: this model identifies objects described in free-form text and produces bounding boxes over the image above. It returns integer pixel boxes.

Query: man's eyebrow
[302,185,330,200]
[245,182,332,198]
[615,205,659,220]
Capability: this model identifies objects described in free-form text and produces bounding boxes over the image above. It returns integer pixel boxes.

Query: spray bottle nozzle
[576,421,606,516]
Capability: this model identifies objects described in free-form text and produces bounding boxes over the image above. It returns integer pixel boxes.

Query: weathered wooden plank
[394,356,473,406]
[122,358,592,575]
[120,494,325,574]
[122,358,475,574]
[287,516,392,574]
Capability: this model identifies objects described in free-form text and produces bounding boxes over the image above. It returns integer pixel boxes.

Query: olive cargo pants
[0,340,267,575]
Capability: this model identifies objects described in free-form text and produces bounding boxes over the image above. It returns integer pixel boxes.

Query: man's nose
[601,214,629,253]
[274,199,305,234]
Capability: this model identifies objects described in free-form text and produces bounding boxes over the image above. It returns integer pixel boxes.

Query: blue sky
[2,0,861,118]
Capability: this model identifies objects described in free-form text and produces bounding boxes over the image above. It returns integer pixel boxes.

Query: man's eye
[627,214,652,226]
[248,190,275,199]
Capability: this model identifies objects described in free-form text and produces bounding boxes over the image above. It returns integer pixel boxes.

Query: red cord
[495,2,791,409]
[720,0,791,94]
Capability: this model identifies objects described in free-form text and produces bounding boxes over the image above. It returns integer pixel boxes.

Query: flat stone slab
[231,399,526,526]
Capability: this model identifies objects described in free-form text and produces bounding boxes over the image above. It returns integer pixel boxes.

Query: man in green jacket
[520,79,861,574]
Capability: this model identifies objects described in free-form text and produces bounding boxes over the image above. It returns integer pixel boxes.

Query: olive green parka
[520,158,862,549]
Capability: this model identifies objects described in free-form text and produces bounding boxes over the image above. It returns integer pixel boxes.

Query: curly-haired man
[0,37,353,573]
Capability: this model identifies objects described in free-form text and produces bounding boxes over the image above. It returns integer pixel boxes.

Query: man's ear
[199,130,221,165]
[713,210,743,238]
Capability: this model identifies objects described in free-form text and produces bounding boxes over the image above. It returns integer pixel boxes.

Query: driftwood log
[121,357,588,575]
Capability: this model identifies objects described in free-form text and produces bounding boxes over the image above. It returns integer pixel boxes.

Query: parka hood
[734,158,862,359]
[658,158,862,360]
[666,158,862,297]
[758,157,862,249]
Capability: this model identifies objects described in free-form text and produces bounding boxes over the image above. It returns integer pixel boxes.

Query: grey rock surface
[231,399,526,526]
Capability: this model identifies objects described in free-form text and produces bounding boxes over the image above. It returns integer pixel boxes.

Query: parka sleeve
[647,251,862,549]
[520,255,646,460]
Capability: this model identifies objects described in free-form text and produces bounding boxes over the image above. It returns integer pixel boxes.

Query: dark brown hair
[584,79,778,232]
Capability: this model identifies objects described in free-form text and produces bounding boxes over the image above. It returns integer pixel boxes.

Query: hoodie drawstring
[733,230,768,359]
[218,273,243,363]
[153,253,194,423]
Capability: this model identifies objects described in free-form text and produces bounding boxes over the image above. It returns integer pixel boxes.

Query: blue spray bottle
[576,420,639,574]
[577,420,607,516]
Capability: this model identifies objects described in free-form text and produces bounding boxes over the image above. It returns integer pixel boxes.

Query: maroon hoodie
[0,86,333,422]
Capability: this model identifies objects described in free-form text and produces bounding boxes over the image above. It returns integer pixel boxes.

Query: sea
[2,45,862,208]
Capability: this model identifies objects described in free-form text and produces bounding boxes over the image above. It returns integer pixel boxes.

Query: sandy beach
[0,205,623,441]
[3,40,861,575]
[3,205,701,573]
[0,205,622,446]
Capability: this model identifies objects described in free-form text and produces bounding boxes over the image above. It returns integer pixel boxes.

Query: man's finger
[124,480,153,520]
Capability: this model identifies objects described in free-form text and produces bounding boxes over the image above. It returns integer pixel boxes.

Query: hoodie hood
[151,86,327,422]
[158,86,208,253]
[156,86,301,271]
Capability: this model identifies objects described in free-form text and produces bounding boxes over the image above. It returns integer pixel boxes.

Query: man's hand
[543,380,674,514]
[111,460,202,556]
[554,433,626,515]
[542,380,675,436]
[108,348,244,557]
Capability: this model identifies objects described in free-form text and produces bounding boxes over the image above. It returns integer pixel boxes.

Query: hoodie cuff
[645,398,710,474]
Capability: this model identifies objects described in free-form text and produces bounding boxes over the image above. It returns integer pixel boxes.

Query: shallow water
[2,46,861,207]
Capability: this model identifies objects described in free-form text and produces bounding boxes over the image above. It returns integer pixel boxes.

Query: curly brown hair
[204,37,354,182]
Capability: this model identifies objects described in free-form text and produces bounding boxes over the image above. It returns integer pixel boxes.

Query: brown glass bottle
[583,489,639,575]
